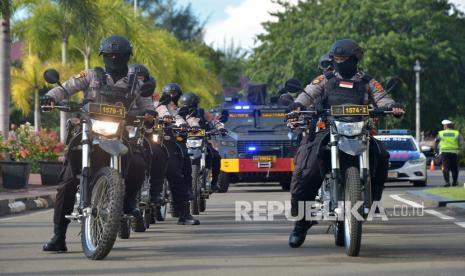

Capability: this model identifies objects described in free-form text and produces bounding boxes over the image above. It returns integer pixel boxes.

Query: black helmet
[162,83,183,104]
[128,64,150,79]
[318,53,333,70]
[99,35,133,56]
[179,92,200,108]
[328,39,363,60]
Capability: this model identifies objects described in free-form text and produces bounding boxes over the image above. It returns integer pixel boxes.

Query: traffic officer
[287,39,405,248]
[41,35,156,252]
[178,92,227,191]
[155,83,200,225]
[435,119,464,186]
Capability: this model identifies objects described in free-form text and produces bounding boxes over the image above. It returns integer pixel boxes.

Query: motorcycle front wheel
[343,166,362,256]
[81,167,125,260]
[190,165,201,215]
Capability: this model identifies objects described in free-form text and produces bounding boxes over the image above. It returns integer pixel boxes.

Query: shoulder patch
[73,70,87,79]
[311,75,325,85]
[370,79,384,93]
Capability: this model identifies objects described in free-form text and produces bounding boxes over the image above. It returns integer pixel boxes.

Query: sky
[177,0,297,50]
[179,0,465,50]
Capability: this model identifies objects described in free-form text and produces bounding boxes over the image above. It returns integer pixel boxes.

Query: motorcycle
[149,122,171,222]
[186,128,220,215]
[42,68,154,260]
[287,105,394,256]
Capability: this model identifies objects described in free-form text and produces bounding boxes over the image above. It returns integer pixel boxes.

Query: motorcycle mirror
[43,69,60,84]
[218,110,229,123]
[385,77,402,94]
[277,84,287,95]
[139,80,156,98]
[284,78,303,93]
[158,93,171,105]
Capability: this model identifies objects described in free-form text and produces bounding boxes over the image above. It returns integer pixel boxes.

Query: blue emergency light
[234,105,251,110]
[247,146,257,152]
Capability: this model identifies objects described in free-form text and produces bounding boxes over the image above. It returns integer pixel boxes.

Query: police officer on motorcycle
[178,92,226,191]
[288,39,405,248]
[41,35,157,252]
[155,84,200,225]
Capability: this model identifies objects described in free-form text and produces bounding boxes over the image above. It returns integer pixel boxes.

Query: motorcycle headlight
[152,134,160,143]
[186,138,203,148]
[91,119,120,136]
[334,121,364,136]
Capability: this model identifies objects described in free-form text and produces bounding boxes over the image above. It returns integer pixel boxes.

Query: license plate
[331,105,369,116]
[89,103,125,118]
[188,129,206,137]
[388,171,398,178]
[253,155,276,162]
[257,162,272,168]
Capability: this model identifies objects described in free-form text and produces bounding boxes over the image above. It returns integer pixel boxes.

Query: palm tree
[11,55,77,131]
[0,0,11,138]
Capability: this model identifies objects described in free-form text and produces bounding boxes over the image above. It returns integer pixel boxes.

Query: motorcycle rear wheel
[81,167,124,260]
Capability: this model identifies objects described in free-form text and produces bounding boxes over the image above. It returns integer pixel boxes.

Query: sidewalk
[407,189,465,211]
[0,174,57,217]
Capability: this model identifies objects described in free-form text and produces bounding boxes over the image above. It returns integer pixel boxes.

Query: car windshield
[377,137,417,151]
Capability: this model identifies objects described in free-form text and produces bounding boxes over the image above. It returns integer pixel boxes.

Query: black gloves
[289,102,306,111]
[40,95,55,111]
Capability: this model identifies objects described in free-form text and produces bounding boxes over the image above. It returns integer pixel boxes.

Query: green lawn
[424,187,465,200]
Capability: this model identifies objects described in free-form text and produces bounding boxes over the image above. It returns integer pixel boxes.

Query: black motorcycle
[42,68,153,260]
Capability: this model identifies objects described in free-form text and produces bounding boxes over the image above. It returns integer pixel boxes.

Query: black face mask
[103,53,130,82]
[333,56,358,79]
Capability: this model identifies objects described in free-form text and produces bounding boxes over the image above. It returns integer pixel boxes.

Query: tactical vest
[321,74,371,108]
[92,68,137,109]
[439,129,460,153]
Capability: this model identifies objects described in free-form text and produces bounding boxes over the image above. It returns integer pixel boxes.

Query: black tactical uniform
[42,36,156,252]
[155,84,199,225]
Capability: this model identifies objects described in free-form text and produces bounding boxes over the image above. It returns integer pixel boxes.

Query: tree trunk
[60,39,68,142]
[34,89,40,131]
[0,13,11,139]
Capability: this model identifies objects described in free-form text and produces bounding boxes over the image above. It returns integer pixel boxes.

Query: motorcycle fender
[98,140,129,156]
[337,136,366,156]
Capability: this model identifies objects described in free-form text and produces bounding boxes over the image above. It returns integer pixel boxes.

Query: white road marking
[390,194,424,208]
[390,194,455,220]
[424,209,454,220]
[455,222,465,228]
[0,209,53,222]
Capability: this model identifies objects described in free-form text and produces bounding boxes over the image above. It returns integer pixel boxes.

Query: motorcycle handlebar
[287,108,395,118]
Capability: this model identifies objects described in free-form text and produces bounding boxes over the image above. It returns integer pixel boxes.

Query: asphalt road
[1,171,465,276]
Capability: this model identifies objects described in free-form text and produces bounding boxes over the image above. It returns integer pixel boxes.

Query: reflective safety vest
[439,129,460,153]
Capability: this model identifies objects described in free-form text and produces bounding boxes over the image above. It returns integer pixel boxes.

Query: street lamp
[414,60,421,143]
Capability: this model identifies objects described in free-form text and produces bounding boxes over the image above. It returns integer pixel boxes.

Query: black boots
[289,219,313,248]
[177,202,200,225]
[43,222,69,252]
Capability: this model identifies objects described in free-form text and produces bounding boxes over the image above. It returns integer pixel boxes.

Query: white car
[375,133,427,187]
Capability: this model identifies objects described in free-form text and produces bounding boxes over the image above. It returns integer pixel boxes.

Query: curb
[0,194,56,217]
[407,190,465,211]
